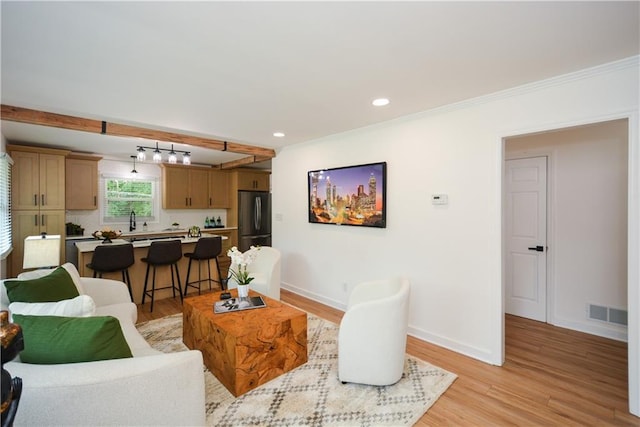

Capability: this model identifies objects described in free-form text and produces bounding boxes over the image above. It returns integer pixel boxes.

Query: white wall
[506,120,628,340]
[272,56,639,414]
[65,159,227,235]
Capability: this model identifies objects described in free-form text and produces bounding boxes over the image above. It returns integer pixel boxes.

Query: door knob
[528,245,544,252]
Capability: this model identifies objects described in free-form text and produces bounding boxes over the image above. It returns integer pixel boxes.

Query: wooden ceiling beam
[1,104,103,133]
[1,104,276,159]
[220,156,262,169]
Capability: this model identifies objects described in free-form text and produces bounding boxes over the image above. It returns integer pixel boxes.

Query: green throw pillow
[5,267,80,303]
[12,314,133,364]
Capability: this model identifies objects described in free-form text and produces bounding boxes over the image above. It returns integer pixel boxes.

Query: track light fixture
[135,141,192,165]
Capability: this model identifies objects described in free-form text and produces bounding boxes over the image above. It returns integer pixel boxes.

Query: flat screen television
[308,162,386,228]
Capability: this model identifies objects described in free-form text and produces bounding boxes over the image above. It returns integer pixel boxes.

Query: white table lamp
[23,234,61,269]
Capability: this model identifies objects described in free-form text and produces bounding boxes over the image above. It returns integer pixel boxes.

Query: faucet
[129,210,136,232]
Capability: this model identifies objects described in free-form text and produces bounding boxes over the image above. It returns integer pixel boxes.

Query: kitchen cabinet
[10,148,67,210]
[208,170,230,208]
[235,170,270,191]
[10,210,66,276]
[162,165,210,209]
[8,145,69,276]
[66,154,102,210]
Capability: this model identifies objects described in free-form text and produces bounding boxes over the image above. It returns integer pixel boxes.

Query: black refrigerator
[238,190,272,252]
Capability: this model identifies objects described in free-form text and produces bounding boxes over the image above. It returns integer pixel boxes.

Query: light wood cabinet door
[10,151,65,210]
[10,209,65,276]
[236,171,270,191]
[39,154,66,210]
[66,158,99,210]
[162,165,210,209]
[209,170,230,208]
[163,167,190,208]
[189,168,209,209]
[237,171,270,191]
[11,151,40,210]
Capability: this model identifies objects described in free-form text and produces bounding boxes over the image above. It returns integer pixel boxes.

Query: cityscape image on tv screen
[308,162,386,228]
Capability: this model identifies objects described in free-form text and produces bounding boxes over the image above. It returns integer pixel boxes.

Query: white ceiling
[1,1,638,167]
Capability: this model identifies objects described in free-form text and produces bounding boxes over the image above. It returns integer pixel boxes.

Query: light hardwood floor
[137,290,638,426]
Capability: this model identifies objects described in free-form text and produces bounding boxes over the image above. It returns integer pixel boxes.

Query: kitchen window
[102,176,157,224]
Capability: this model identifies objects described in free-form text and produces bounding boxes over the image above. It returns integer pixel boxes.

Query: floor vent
[588,304,628,326]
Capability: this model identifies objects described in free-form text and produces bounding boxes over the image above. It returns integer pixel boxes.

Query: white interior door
[505,157,547,321]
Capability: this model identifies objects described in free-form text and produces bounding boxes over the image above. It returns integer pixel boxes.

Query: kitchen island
[76,234,229,304]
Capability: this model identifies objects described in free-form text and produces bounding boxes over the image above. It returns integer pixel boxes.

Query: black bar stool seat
[184,236,224,296]
[86,243,135,300]
[141,240,183,312]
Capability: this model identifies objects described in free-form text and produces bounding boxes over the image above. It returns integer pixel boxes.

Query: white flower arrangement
[227,246,260,285]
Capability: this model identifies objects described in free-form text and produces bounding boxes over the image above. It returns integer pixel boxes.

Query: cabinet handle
[94,196,97,206]
[185,197,188,206]
[41,215,45,226]
[41,194,45,206]
[209,197,212,206]
[189,197,192,206]
[34,194,38,206]
[34,214,38,226]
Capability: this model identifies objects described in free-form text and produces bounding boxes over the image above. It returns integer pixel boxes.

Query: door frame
[500,111,639,416]
[504,153,554,324]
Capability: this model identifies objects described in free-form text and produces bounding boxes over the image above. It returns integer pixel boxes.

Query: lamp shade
[23,235,61,269]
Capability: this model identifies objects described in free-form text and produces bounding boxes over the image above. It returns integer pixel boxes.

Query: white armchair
[338,277,411,386]
[227,246,281,300]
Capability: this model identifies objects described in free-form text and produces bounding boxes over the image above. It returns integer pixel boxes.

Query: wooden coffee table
[183,290,308,396]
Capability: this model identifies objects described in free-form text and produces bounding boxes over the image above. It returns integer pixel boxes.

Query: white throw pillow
[60,263,86,295]
[17,263,86,295]
[9,295,96,318]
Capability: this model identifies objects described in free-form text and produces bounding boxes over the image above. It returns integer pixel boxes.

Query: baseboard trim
[407,325,498,366]
[282,281,498,366]
[281,281,347,312]
[551,316,628,342]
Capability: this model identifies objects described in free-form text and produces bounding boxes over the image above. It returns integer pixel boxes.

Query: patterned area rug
[137,313,456,426]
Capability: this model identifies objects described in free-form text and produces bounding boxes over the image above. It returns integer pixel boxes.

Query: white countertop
[66,227,237,241]
[75,234,228,253]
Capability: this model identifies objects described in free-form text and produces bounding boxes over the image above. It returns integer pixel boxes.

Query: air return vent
[588,304,628,326]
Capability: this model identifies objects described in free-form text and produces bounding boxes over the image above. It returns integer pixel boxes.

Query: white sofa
[1,265,206,426]
[338,277,411,386]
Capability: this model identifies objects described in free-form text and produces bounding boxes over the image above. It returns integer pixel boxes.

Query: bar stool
[183,236,224,296]
[86,243,135,300]
[141,240,183,312]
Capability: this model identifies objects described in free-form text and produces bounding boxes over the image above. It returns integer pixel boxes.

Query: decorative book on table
[214,296,267,313]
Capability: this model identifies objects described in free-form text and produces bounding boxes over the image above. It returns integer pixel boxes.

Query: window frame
[101,174,158,225]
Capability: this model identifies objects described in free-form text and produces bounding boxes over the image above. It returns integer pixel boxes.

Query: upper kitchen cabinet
[8,145,69,211]
[161,164,210,209]
[233,169,270,191]
[66,154,102,210]
[208,170,230,208]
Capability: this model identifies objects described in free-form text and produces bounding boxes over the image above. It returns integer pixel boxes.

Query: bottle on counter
[216,216,222,227]
[205,217,210,228]
[143,222,148,231]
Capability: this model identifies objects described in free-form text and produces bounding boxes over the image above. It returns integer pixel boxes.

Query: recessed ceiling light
[372,98,390,107]
[273,132,285,137]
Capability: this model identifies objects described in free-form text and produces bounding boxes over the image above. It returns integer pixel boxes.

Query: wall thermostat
[431,194,449,205]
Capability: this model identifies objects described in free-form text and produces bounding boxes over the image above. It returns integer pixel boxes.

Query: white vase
[237,284,249,298]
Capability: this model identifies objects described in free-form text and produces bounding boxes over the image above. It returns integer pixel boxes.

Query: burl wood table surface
[183,289,308,397]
